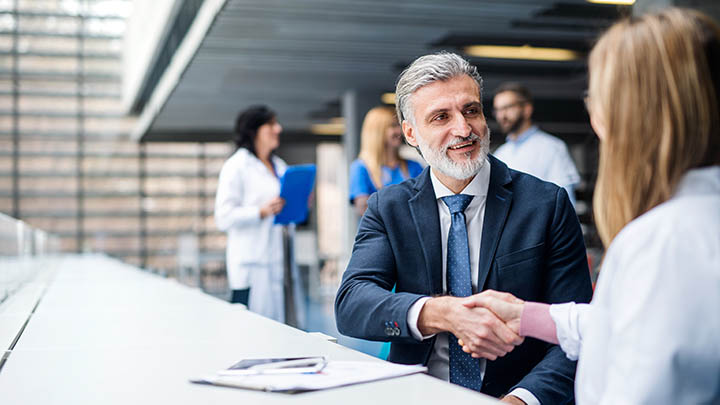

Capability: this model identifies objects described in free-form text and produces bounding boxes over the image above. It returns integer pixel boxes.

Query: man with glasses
[492,83,580,206]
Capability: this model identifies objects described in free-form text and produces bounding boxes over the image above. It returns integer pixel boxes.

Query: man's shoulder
[529,129,569,151]
[503,164,563,205]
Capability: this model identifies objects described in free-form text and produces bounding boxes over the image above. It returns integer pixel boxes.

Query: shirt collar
[506,125,538,146]
[429,158,490,200]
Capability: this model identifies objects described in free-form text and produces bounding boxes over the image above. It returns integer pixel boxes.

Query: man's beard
[500,115,524,135]
[415,127,490,180]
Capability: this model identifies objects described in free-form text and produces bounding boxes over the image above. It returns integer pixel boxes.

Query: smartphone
[217,356,328,376]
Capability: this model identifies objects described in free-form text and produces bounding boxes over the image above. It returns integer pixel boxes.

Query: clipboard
[274,164,316,225]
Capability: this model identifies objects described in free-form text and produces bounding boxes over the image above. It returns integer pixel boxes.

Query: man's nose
[449,114,472,137]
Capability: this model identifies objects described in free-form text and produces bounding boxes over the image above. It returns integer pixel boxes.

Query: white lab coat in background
[548,166,720,404]
[215,147,291,322]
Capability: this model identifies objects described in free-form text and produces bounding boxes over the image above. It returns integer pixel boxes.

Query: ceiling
[139,0,629,142]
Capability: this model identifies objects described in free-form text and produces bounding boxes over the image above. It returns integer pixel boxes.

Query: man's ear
[402,120,418,147]
[523,102,534,121]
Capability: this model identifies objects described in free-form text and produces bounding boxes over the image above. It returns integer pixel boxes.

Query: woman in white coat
[462,8,720,404]
[215,105,289,322]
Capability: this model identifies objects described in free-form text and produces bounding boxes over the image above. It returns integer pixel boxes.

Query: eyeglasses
[492,100,527,117]
[582,89,590,112]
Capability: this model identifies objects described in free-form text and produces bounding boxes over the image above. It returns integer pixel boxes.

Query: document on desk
[191,360,427,393]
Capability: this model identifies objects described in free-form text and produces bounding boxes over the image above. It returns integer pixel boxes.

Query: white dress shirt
[549,166,720,404]
[405,160,540,404]
[494,126,580,205]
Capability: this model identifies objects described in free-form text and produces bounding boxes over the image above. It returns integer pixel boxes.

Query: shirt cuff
[406,297,433,341]
[519,302,558,344]
[507,388,540,405]
[549,302,588,361]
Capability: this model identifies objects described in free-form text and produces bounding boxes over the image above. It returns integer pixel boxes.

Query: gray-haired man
[335,52,592,404]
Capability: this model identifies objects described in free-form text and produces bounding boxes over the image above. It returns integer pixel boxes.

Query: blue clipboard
[274,164,316,225]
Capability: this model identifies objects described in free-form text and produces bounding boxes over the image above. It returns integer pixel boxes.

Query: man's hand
[417,295,523,360]
[462,290,524,333]
[457,290,525,357]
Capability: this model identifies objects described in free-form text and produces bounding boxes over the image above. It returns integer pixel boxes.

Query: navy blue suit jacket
[335,155,593,404]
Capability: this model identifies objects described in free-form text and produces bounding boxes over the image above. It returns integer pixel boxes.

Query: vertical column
[76,5,86,252]
[139,142,148,268]
[340,89,380,272]
[11,0,19,219]
[198,142,207,285]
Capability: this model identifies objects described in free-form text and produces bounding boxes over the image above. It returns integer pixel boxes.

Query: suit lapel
[408,168,444,295]
[477,156,513,291]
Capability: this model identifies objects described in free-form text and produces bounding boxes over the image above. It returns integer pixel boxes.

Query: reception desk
[0,255,499,404]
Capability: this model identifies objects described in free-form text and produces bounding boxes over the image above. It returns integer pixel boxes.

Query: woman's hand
[259,197,285,218]
[462,290,525,334]
[457,290,525,357]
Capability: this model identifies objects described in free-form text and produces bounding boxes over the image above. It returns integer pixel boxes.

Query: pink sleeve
[519,302,559,345]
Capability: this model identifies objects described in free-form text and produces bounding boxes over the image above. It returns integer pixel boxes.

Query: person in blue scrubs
[350,106,423,216]
[349,105,423,360]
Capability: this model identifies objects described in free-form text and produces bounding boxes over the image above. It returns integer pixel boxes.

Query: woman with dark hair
[215,105,289,322]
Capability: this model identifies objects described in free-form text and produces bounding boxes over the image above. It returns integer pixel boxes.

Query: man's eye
[464,108,479,116]
[432,113,447,121]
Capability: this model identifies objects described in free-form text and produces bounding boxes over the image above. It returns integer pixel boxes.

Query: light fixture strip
[463,45,581,61]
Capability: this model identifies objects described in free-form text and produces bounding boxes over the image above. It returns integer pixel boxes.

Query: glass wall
[0,212,60,304]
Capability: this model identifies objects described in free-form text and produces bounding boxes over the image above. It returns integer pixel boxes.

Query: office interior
[1,0,717,402]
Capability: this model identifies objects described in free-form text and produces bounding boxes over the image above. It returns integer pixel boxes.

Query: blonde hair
[358,106,408,190]
[589,8,720,247]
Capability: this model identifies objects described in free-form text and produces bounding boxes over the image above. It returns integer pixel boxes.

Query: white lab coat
[549,166,720,404]
[214,148,291,322]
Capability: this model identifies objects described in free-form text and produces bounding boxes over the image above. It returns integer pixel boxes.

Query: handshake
[418,290,526,360]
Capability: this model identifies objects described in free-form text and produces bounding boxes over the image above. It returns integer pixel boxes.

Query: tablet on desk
[217,356,328,376]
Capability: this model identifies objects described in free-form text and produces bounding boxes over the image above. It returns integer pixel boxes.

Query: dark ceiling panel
[142,0,609,141]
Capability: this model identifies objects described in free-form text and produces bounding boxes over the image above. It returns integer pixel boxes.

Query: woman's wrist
[518,302,558,344]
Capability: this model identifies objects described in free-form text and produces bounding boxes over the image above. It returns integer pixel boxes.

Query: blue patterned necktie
[441,194,483,391]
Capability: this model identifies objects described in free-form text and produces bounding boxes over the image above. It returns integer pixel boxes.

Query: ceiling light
[310,117,345,136]
[587,0,635,4]
[381,93,396,105]
[463,45,582,61]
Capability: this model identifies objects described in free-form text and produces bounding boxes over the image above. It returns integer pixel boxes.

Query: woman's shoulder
[227,147,252,163]
[606,193,719,274]
[350,158,368,170]
[350,159,371,176]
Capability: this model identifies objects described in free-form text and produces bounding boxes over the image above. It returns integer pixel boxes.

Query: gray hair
[395,52,483,124]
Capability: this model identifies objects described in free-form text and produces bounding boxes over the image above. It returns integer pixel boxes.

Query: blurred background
[2,0,717,356]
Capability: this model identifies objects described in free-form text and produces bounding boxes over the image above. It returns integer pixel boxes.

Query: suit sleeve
[335,192,427,342]
[511,187,593,404]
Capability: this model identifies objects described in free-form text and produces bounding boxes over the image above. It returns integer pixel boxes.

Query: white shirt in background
[494,126,580,205]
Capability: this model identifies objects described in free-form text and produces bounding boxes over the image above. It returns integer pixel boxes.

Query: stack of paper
[192,361,427,393]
